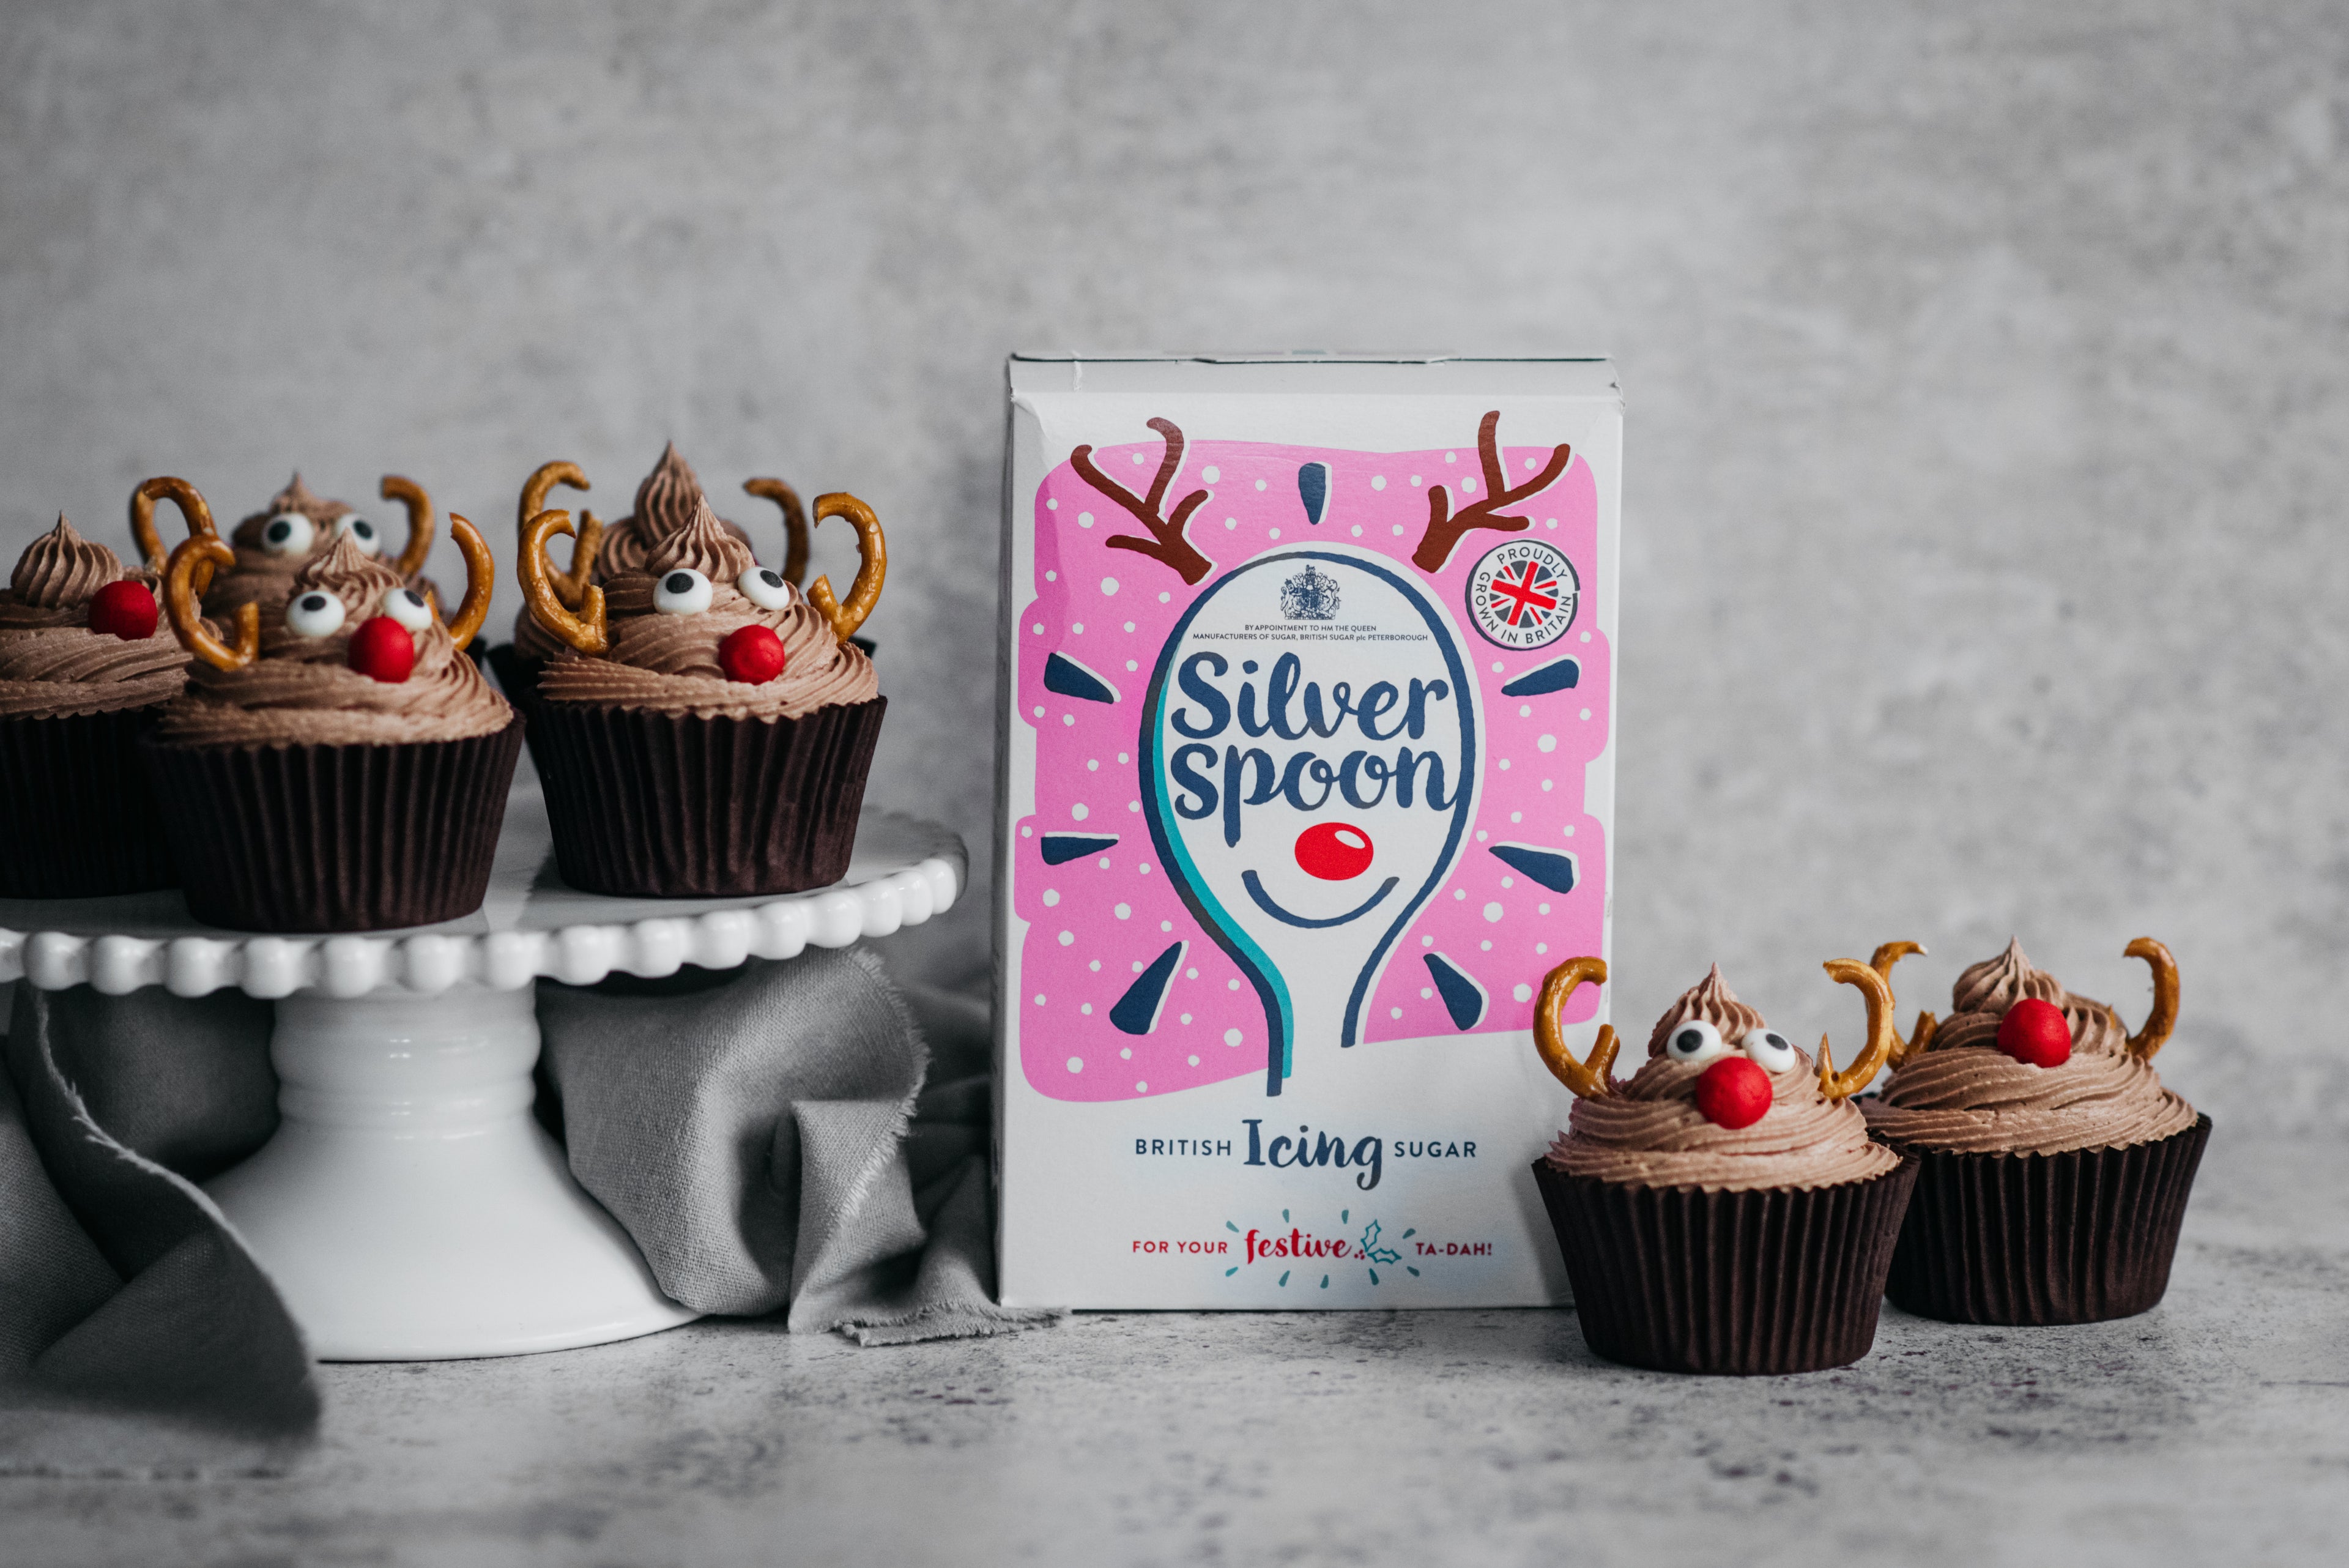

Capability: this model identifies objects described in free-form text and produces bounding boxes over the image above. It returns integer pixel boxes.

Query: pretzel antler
[806,492,887,642]
[1869,940,1940,1069]
[1409,411,1573,573]
[130,477,220,592]
[1816,958,1899,1101]
[744,477,811,587]
[519,509,607,655]
[164,535,256,672]
[1069,418,1214,585]
[519,461,601,610]
[376,475,436,579]
[2122,937,2179,1061]
[1532,956,1619,1099]
[445,513,494,652]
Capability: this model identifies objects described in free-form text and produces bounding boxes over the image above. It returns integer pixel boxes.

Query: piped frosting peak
[1646,964,1766,1058]
[10,516,125,610]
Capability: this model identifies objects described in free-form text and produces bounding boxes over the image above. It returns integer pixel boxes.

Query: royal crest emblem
[1279,562,1341,621]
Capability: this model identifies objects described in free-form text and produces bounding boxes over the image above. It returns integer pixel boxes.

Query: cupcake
[142,500,521,932]
[0,513,190,896]
[516,477,883,897]
[488,445,807,748]
[131,470,439,622]
[1862,937,2207,1325]
[1529,956,1918,1375]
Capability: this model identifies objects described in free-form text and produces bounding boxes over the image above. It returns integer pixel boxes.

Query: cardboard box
[995,354,1622,1308]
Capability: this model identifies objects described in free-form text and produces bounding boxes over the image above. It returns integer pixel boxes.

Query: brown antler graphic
[1069,418,1213,585]
[1410,411,1573,573]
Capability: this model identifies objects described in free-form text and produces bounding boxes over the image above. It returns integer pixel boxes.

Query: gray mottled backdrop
[4,2,2342,1129]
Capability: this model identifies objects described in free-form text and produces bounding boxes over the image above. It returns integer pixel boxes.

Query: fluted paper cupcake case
[0,706,178,897]
[529,695,885,897]
[1532,1154,1920,1375]
[141,716,524,932]
[1877,1113,2210,1325]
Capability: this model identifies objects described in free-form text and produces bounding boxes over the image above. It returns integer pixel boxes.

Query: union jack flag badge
[1464,540,1579,650]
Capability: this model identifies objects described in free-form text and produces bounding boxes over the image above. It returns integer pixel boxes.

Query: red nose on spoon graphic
[1294,822,1375,881]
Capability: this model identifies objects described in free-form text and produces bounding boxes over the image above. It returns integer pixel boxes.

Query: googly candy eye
[1663,1017,1728,1066]
[260,513,316,557]
[1741,1027,1798,1074]
[654,568,713,615]
[379,585,432,632]
[285,589,347,639]
[332,513,382,555]
[737,565,793,611]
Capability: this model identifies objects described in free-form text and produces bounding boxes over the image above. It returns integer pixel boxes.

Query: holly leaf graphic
[1359,1221,1401,1266]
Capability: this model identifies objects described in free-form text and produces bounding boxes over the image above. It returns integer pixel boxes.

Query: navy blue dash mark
[1042,652,1121,704]
[1488,843,1579,894]
[1423,953,1488,1031]
[1499,657,1580,697]
[1039,833,1120,865]
[1111,941,1187,1035]
[1297,461,1331,525]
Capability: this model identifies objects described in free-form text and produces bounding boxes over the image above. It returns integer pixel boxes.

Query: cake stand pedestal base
[204,987,699,1361]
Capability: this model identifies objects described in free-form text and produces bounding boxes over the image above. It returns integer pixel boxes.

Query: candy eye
[1663,1018,1729,1066]
[261,513,316,557]
[285,589,347,639]
[1742,1028,1798,1073]
[737,565,792,611]
[333,513,382,555]
[655,568,713,615]
[379,586,432,631]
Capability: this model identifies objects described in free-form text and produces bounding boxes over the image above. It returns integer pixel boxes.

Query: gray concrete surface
[5,1128,2344,1566]
[4,2,2345,1107]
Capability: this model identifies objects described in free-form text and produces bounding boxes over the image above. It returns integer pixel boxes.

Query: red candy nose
[719,623,788,685]
[1997,997,2072,1068]
[88,579,159,641]
[347,615,416,684]
[1693,1055,1774,1129]
[1294,821,1375,880]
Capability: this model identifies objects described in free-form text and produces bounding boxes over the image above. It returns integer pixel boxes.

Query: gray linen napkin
[0,950,1051,1472]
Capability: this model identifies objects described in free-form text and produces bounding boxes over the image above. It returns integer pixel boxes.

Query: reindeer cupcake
[131,470,440,623]
[144,512,521,931]
[1528,957,1918,1375]
[1861,938,2208,1324]
[517,476,883,896]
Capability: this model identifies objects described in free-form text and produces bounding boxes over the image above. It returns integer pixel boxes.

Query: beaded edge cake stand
[0,787,964,1362]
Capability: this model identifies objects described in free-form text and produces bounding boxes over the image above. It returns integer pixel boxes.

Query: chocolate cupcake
[1529,957,1918,1375]
[516,478,883,897]
[488,445,807,756]
[131,470,440,623]
[0,514,190,896]
[1862,938,2206,1325]
[143,498,521,932]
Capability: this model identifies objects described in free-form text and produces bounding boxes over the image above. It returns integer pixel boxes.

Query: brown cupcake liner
[1879,1113,2211,1325]
[0,705,178,897]
[141,716,524,932]
[1532,1154,1920,1375]
[483,644,552,776]
[529,696,885,897]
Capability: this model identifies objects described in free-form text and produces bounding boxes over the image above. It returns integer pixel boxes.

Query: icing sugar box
[995,355,1622,1307]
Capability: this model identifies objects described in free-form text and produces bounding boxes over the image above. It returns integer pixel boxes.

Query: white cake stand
[0,786,963,1362]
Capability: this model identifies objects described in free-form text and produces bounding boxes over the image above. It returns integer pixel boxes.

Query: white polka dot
[1203,466,1220,482]
[1072,803,1089,820]
[1545,518,1557,530]
[1078,511,1094,528]
[1538,903,1551,916]
[1031,622,1044,634]
[1046,498,1059,511]
[1188,1055,1201,1067]
[1444,452,1457,464]
[1371,475,1387,491]
[1123,620,1136,633]
[1480,940,1493,951]
[1021,826,1033,837]
[1157,591,1170,603]
[1475,830,1488,842]
[1536,942,1548,955]
[1510,811,1523,823]
[1524,456,1540,470]
[1081,1003,1093,1016]
[1058,931,1074,946]
[1351,525,1363,537]
[1128,800,1141,812]
[1518,704,1532,718]
[1410,475,1422,486]
[1115,904,1132,920]
[1098,856,1110,869]
[1160,920,1174,932]
[1045,570,1056,581]
[1580,630,1591,642]
[1254,478,1267,491]
[1180,1013,1193,1024]
[1541,779,1554,792]
[1491,661,1504,673]
[1139,862,1152,874]
[1186,968,1198,979]
[1513,982,1534,1001]
[1483,902,1503,923]
[1086,759,1098,771]
[1420,987,1434,1000]
[1042,889,1060,907]
[1032,705,1044,718]
[1225,517,1239,530]
[1135,1082,1148,1093]
[1066,1057,1083,1072]
[1072,622,1083,634]
[1580,708,1592,721]
[1100,577,1118,595]
[1119,1046,1130,1058]
[1538,734,1557,753]
[1061,714,1075,726]
[1500,877,1513,889]
[1131,960,1145,973]
[1228,979,1241,991]
[1132,451,1147,465]
[1499,759,1512,771]
[1391,524,1406,536]
[1034,994,1046,1005]
[1563,825,1575,836]
[1118,753,1130,764]
[1422,935,1434,946]
[1126,660,1138,671]
[1461,478,1477,493]
[1453,888,1466,901]
[1089,959,1101,971]
[1223,1028,1244,1046]
[1390,1006,1403,1019]
[1269,527,1280,539]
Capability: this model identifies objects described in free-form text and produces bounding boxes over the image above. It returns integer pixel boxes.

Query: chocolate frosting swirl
[156,535,511,747]
[508,444,753,658]
[535,497,877,720]
[1862,939,2195,1156]
[1546,968,1901,1192]
[0,516,188,717]
[207,473,436,620]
